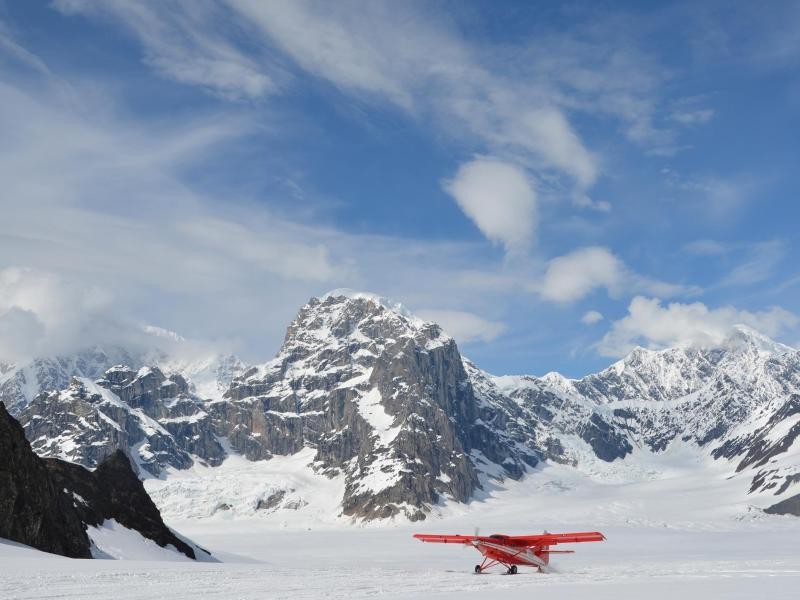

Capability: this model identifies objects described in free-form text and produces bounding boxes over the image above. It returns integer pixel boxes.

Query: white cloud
[56,0,602,198]
[0,70,529,363]
[682,239,729,255]
[539,247,626,302]
[682,239,786,287]
[443,158,537,253]
[0,21,51,75]
[177,217,340,283]
[235,1,601,191]
[505,107,597,188]
[721,240,786,287]
[0,267,118,362]
[664,169,760,218]
[598,296,798,357]
[416,309,507,344]
[227,0,421,109]
[538,246,698,303]
[573,194,612,212]
[54,0,275,100]
[581,310,604,325]
[671,108,715,125]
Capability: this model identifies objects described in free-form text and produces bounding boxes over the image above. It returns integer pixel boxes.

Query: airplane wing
[413,534,476,544]
[510,531,606,546]
[414,531,605,546]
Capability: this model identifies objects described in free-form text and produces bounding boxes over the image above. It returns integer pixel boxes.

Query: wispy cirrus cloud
[0,63,524,361]
[54,0,698,213]
[54,0,277,100]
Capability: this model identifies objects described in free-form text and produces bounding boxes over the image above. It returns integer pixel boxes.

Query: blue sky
[0,1,799,376]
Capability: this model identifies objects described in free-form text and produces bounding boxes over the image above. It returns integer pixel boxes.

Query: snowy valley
[2,291,799,599]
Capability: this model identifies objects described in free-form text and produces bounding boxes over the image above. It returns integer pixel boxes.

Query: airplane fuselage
[473,538,549,570]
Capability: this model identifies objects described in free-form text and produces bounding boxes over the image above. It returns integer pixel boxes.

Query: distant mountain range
[5,290,799,520]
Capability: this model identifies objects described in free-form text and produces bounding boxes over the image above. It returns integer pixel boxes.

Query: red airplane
[413,530,605,574]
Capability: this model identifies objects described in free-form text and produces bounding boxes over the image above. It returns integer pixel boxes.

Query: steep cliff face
[214,292,536,520]
[0,401,91,558]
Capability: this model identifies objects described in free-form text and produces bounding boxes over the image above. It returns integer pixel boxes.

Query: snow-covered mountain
[1,345,247,414]
[10,291,800,521]
[20,366,227,476]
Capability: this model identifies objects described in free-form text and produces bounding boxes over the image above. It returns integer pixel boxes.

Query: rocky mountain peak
[282,291,447,354]
[722,324,795,357]
[214,290,536,520]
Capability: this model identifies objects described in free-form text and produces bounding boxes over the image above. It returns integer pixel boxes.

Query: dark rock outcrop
[0,401,91,557]
[765,493,800,516]
[44,450,196,559]
[1,402,201,559]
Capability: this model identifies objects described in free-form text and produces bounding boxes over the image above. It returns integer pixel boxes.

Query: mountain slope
[20,366,226,476]
[12,291,800,520]
[1,345,246,416]
[0,401,91,557]
[1,402,209,559]
[480,327,800,513]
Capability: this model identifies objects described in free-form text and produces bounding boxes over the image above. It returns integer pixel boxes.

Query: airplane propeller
[464,527,479,549]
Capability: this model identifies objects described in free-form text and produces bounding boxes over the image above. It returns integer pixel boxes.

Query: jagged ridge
[10,293,800,519]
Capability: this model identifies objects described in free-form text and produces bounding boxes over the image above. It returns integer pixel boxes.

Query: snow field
[3,442,799,599]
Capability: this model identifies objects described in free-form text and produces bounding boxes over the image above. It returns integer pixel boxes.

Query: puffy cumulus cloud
[597,296,798,357]
[444,158,537,253]
[416,309,507,344]
[0,267,119,362]
[537,246,698,303]
[581,310,604,325]
[539,246,625,302]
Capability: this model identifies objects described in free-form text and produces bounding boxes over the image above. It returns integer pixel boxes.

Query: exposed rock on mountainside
[213,291,537,520]
[0,347,143,415]
[479,327,800,504]
[0,401,91,558]
[11,292,800,520]
[765,492,800,516]
[20,366,226,476]
[45,450,197,559]
[1,346,246,417]
[1,402,203,559]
